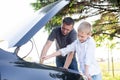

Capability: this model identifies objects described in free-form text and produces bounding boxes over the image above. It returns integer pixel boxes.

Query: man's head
[77,21,92,43]
[61,17,74,35]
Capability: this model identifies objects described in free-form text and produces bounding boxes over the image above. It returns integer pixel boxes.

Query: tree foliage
[31,0,120,46]
[92,12,120,46]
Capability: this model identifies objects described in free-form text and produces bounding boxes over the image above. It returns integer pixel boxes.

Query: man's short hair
[62,17,74,25]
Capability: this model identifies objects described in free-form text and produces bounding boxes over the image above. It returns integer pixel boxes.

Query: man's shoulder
[70,28,77,33]
[69,29,77,35]
[53,26,61,30]
[49,26,61,37]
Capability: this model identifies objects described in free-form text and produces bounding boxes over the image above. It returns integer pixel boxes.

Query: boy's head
[77,21,92,43]
[61,17,74,35]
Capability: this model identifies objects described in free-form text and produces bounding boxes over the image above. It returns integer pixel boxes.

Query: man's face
[77,31,89,43]
[61,23,73,35]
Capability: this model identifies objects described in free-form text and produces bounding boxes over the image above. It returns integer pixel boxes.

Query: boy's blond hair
[77,21,92,35]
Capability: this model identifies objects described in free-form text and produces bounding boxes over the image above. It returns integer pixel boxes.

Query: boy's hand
[85,74,92,80]
[42,51,61,61]
[42,55,50,60]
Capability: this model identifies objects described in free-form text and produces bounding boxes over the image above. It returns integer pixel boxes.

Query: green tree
[31,0,120,34]
[31,0,120,47]
[92,12,120,46]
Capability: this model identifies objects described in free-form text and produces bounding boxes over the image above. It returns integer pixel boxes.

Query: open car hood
[8,0,69,48]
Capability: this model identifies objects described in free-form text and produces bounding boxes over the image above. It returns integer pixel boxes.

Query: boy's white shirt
[60,36,101,76]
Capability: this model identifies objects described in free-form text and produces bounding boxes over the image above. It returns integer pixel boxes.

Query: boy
[42,21,102,80]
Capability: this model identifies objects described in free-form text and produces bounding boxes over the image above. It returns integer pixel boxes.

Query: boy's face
[77,31,90,43]
[61,23,73,35]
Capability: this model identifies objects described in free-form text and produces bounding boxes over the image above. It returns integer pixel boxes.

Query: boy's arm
[84,65,92,80]
[42,51,62,60]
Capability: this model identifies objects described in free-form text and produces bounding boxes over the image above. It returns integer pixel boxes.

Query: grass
[102,72,120,80]
[99,62,120,80]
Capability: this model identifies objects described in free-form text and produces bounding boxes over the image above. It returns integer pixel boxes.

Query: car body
[0,0,86,80]
[0,48,85,80]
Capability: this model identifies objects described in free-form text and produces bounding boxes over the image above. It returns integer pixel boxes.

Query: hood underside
[7,0,69,48]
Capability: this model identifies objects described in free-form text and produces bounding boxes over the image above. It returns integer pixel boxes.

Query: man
[40,17,78,71]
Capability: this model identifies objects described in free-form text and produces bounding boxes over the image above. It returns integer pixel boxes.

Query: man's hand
[39,54,46,64]
[39,55,50,64]
[39,57,44,64]
[39,40,53,64]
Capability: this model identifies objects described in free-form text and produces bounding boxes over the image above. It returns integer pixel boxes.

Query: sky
[0,0,35,40]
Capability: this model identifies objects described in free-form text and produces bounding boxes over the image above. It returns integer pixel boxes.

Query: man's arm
[63,29,77,68]
[63,52,74,69]
[40,40,53,64]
